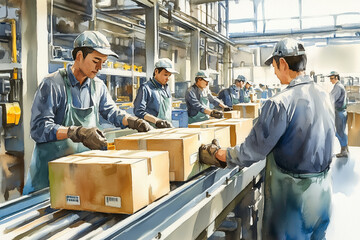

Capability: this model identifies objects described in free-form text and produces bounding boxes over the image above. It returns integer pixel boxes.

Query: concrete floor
[326,145,360,239]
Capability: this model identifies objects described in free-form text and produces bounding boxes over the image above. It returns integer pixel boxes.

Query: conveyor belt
[0,161,265,240]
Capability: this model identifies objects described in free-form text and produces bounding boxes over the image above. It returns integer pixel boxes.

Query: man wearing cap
[23,31,152,194]
[199,38,335,239]
[329,71,349,157]
[185,70,228,124]
[133,58,177,128]
[243,80,254,103]
[218,75,246,107]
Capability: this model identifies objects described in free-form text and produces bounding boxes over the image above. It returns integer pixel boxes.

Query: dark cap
[265,38,306,66]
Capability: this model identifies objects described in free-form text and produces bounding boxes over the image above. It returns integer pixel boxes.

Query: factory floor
[326,145,360,239]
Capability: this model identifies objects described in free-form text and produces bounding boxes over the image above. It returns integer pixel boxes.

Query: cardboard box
[74,150,170,203]
[223,110,241,119]
[164,128,215,146]
[233,103,260,118]
[348,111,360,146]
[211,126,231,148]
[208,119,253,147]
[115,133,199,181]
[49,156,149,214]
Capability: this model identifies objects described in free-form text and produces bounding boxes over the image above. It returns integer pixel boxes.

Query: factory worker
[23,31,152,195]
[329,71,349,157]
[133,58,177,128]
[243,80,254,103]
[218,75,246,107]
[185,70,229,124]
[199,38,335,239]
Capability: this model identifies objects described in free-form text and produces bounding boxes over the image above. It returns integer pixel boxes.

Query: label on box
[189,152,198,165]
[105,196,121,208]
[66,195,80,205]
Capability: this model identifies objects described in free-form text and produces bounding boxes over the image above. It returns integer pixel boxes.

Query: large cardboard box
[74,150,170,203]
[223,110,241,119]
[348,111,360,146]
[49,156,149,214]
[115,133,199,181]
[211,126,231,148]
[208,119,253,147]
[164,128,215,146]
[233,103,260,118]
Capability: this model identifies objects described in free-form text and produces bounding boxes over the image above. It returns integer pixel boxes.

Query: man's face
[197,78,209,89]
[155,69,172,85]
[272,58,287,84]
[245,83,251,89]
[330,76,337,84]
[235,81,244,88]
[78,50,108,79]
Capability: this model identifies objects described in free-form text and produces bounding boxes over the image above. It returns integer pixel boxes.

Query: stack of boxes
[48,104,259,214]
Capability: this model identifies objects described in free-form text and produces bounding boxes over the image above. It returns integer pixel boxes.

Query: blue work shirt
[30,64,126,143]
[218,85,244,107]
[185,84,222,117]
[330,81,347,110]
[133,77,171,119]
[227,75,335,174]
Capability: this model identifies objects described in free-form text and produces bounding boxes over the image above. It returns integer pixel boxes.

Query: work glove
[127,116,153,132]
[210,109,224,119]
[68,126,108,150]
[155,119,173,128]
[223,107,233,112]
[199,139,227,168]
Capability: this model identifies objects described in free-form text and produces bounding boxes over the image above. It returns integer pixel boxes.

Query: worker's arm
[133,84,150,119]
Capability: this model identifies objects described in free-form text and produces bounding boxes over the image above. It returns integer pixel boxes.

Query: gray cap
[73,31,119,58]
[154,58,178,74]
[195,70,212,82]
[245,80,253,86]
[235,75,246,82]
[264,38,306,66]
[327,71,339,77]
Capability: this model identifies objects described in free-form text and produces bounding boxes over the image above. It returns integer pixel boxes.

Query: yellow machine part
[5,102,21,125]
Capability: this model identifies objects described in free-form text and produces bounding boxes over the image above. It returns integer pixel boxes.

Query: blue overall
[23,69,100,194]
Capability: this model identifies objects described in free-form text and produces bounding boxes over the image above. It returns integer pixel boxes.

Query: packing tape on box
[138,139,147,150]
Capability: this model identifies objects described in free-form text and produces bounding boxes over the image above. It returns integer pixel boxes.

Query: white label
[105,196,121,208]
[66,195,80,205]
[189,152,198,165]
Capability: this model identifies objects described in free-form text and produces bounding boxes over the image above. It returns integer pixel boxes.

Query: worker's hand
[223,107,233,112]
[68,126,107,150]
[127,116,153,132]
[199,139,227,168]
[155,119,173,128]
[210,109,224,119]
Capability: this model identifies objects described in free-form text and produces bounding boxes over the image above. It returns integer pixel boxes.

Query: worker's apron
[262,154,332,240]
[150,78,172,128]
[230,87,240,106]
[23,69,99,195]
[188,91,210,124]
[243,89,251,103]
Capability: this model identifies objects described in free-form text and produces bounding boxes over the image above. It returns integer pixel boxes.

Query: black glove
[210,109,224,119]
[223,107,233,112]
[68,126,107,150]
[199,139,227,168]
[155,119,173,128]
[127,116,153,132]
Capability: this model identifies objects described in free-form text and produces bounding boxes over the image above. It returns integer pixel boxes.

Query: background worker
[243,80,254,103]
[134,58,177,128]
[185,70,229,124]
[23,31,152,195]
[218,75,245,107]
[329,71,349,157]
[199,38,335,239]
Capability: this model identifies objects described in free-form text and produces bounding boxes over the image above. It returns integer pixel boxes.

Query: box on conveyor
[223,110,241,119]
[348,111,360,146]
[74,150,170,203]
[207,119,253,147]
[49,156,150,214]
[114,133,199,181]
[233,103,260,118]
